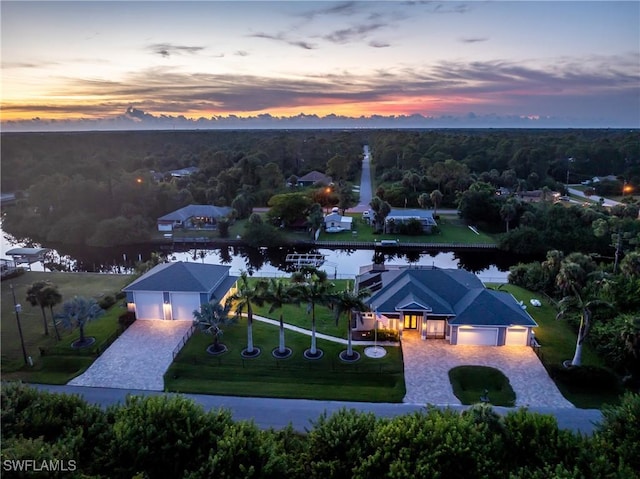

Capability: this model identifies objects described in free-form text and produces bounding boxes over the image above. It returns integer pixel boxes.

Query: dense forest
[1,129,638,250]
[1,383,638,479]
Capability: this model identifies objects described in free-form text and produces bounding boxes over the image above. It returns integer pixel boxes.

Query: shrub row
[1,383,638,479]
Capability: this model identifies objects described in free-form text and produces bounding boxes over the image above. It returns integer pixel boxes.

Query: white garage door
[505,328,529,346]
[171,293,201,321]
[134,292,164,320]
[457,327,498,346]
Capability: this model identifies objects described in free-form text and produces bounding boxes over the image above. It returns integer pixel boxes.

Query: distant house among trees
[294,171,333,187]
[157,204,232,232]
[385,209,437,234]
[169,166,199,178]
[324,207,352,232]
[516,190,560,203]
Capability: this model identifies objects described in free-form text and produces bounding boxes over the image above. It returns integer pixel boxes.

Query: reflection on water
[2,228,515,282]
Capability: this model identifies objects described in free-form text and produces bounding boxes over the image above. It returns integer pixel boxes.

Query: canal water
[2,222,519,282]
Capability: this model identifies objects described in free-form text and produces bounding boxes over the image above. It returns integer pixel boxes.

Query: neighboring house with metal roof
[295,171,333,187]
[355,265,537,346]
[324,207,352,232]
[157,204,232,232]
[169,166,199,178]
[385,209,437,234]
[122,261,238,321]
[5,247,50,270]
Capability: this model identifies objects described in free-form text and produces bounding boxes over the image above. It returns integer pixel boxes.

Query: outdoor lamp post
[10,284,29,365]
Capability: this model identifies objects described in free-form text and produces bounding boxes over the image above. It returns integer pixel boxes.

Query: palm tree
[430,189,443,218]
[291,267,332,359]
[329,288,369,361]
[228,272,267,357]
[41,284,63,340]
[193,301,234,353]
[263,278,296,358]
[500,200,517,232]
[26,280,61,337]
[56,296,104,348]
[556,263,612,367]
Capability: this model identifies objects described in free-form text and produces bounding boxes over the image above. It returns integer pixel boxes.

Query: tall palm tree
[329,288,369,361]
[56,296,104,348]
[228,272,267,357]
[263,278,296,358]
[26,280,61,337]
[193,301,234,353]
[556,263,612,367]
[430,189,443,218]
[291,267,332,358]
[41,284,63,340]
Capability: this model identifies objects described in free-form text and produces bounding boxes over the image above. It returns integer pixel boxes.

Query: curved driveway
[402,332,573,408]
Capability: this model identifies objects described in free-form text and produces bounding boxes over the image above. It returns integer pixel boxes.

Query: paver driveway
[67,320,192,391]
[402,331,573,408]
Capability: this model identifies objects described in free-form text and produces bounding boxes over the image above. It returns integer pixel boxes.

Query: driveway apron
[67,320,192,391]
[401,331,573,408]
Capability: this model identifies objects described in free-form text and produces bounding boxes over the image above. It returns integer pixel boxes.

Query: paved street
[34,384,603,435]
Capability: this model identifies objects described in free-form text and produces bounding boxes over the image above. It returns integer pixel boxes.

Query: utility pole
[10,284,28,365]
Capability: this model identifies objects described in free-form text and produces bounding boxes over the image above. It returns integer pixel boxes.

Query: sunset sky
[1,1,639,129]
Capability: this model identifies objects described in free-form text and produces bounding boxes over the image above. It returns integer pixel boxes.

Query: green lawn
[493,284,621,408]
[317,214,496,244]
[165,317,405,402]
[1,271,133,377]
[249,278,352,339]
[449,365,516,407]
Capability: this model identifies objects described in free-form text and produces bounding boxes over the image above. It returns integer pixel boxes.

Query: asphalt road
[567,186,622,208]
[32,384,603,435]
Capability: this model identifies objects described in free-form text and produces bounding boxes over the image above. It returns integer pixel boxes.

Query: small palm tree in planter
[56,296,104,349]
[330,288,370,362]
[193,302,234,355]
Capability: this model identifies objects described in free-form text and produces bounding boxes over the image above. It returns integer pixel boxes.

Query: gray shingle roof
[158,204,232,222]
[362,266,536,327]
[123,262,235,293]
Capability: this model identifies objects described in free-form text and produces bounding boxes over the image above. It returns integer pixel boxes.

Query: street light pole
[10,284,29,365]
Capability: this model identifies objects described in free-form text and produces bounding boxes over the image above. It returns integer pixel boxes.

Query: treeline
[1,383,638,479]
[368,129,639,209]
[1,129,638,248]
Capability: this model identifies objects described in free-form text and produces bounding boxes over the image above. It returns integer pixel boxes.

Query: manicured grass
[491,284,621,408]
[248,278,351,339]
[1,271,133,380]
[165,318,405,402]
[449,366,516,407]
[1,271,133,371]
[317,215,496,244]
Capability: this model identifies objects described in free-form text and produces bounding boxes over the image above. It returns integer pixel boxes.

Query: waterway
[1,228,515,282]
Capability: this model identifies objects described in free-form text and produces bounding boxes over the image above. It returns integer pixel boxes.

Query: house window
[403,314,420,329]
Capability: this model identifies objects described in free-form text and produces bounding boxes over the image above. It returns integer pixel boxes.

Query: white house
[122,262,238,321]
[324,207,352,232]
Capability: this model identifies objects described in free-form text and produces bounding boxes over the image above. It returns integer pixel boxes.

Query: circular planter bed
[241,347,261,358]
[303,348,324,360]
[206,344,228,355]
[272,347,293,359]
[339,350,361,363]
[71,337,96,349]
